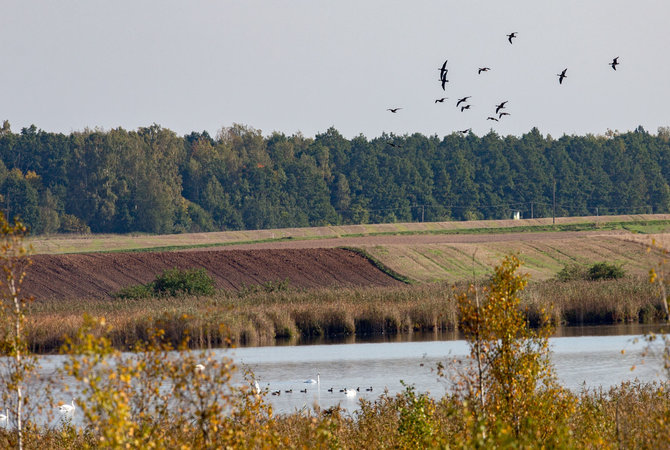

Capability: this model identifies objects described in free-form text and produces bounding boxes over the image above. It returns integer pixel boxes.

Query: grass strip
[339,246,415,284]
[59,219,670,255]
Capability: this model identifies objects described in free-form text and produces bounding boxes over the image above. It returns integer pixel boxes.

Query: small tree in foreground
[449,254,575,445]
[0,213,37,450]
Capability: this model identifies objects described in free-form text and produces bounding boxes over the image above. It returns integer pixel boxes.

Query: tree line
[1,119,669,235]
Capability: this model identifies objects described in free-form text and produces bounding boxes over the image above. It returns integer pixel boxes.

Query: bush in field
[556,261,625,281]
[555,263,589,281]
[114,283,154,299]
[588,262,625,280]
[114,267,215,299]
[153,268,215,297]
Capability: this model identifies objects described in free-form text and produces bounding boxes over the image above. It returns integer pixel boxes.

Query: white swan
[304,372,320,385]
[194,363,206,373]
[344,388,357,398]
[253,379,261,395]
[59,400,75,415]
[0,409,8,426]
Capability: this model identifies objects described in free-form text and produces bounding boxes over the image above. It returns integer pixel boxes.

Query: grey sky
[2,1,669,139]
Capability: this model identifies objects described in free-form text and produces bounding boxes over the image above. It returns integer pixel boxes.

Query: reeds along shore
[25,276,667,353]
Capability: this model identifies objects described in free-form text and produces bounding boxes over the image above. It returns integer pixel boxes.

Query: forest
[1,119,670,235]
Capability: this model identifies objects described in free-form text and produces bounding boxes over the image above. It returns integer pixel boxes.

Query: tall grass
[23,277,665,353]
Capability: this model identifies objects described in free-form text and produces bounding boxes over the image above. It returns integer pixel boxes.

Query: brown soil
[24,248,405,300]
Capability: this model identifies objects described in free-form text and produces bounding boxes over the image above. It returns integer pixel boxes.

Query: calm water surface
[7,323,669,422]
[230,324,668,414]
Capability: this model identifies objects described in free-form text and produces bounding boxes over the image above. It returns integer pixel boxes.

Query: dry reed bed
[24,277,665,354]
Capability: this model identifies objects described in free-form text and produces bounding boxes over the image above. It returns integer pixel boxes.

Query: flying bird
[610,57,619,71]
[438,59,448,79]
[456,96,471,107]
[461,105,471,112]
[440,76,449,91]
[507,32,518,44]
[458,128,471,135]
[435,97,448,103]
[387,108,402,113]
[387,142,402,148]
[557,68,567,84]
[487,116,499,121]
[495,101,508,114]
[478,67,491,74]
[498,112,511,118]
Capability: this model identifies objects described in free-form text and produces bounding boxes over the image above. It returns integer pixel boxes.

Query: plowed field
[24,248,404,300]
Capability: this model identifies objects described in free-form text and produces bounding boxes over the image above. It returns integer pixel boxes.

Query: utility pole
[530,202,534,219]
[552,179,556,225]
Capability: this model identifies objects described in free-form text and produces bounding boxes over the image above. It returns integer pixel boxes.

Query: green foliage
[557,261,626,281]
[2,124,670,234]
[555,263,589,281]
[588,261,626,280]
[113,283,154,300]
[114,267,215,299]
[153,267,215,297]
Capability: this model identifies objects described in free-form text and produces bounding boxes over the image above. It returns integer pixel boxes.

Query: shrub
[114,283,155,299]
[587,262,625,280]
[114,268,215,299]
[556,261,625,281]
[153,267,215,296]
[555,263,589,282]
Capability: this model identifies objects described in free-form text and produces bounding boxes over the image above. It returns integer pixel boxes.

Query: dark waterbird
[440,76,449,90]
[460,104,471,112]
[478,67,491,74]
[435,97,448,103]
[498,112,511,119]
[495,101,508,114]
[487,116,499,121]
[507,32,518,44]
[557,68,567,84]
[459,128,471,135]
[456,96,471,107]
[610,56,619,71]
[438,59,448,79]
[387,107,402,113]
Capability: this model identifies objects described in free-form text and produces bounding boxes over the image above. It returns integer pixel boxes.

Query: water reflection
[231,327,668,414]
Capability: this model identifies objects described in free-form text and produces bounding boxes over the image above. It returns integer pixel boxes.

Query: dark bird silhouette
[610,56,619,71]
[300,388,307,393]
[435,97,448,103]
[478,67,491,74]
[459,128,471,135]
[387,107,402,113]
[507,32,518,44]
[487,116,499,121]
[456,96,471,107]
[285,389,293,394]
[387,142,402,148]
[440,76,449,91]
[498,112,511,119]
[438,59,448,79]
[327,387,334,393]
[557,68,567,84]
[495,101,508,114]
[460,104,471,112]
[365,387,373,392]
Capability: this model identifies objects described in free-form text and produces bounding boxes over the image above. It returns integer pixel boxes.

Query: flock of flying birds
[386,32,621,136]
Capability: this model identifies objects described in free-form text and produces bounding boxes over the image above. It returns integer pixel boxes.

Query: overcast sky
[2,1,669,139]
